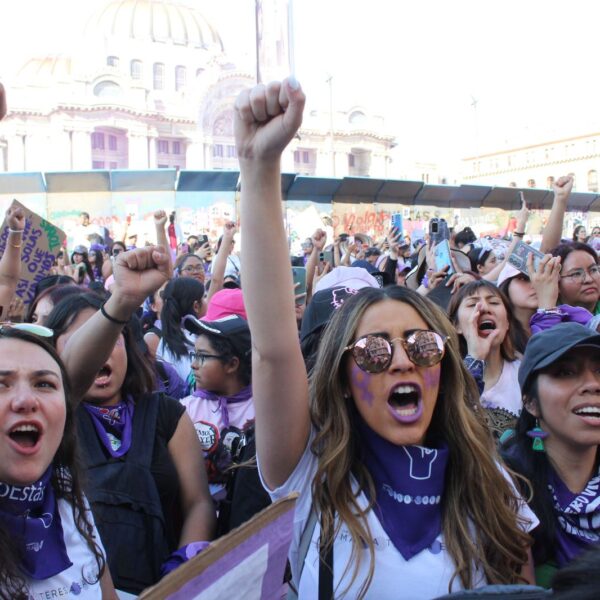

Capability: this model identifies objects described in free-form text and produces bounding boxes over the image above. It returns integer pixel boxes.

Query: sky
[1,0,600,167]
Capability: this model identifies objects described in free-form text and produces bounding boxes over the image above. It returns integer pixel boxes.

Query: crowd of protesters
[3,79,600,599]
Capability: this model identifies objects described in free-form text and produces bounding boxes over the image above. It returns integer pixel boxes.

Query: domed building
[0,0,395,177]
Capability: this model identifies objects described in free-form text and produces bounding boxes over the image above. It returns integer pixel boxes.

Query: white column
[128,132,149,169]
[185,134,204,169]
[6,134,26,172]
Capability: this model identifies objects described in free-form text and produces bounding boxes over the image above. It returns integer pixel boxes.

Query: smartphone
[429,218,450,246]
[198,234,209,247]
[292,267,307,305]
[348,235,355,245]
[508,241,544,276]
[391,213,403,235]
[433,239,455,275]
[322,247,335,266]
[181,243,189,254]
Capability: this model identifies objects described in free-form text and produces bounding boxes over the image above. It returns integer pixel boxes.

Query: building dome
[87,0,224,51]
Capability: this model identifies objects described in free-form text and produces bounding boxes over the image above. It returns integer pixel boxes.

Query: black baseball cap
[519,322,600,392]
[299,286,358,342]
[183,314,251,357]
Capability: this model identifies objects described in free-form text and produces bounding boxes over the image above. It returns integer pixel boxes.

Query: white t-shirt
[156,329,196,384]
[260,430,538,600]
[481,359,522,417]
[26,498,104,599]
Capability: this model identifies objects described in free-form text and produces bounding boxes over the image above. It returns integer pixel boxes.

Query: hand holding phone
[508,241,544,276]
[292,267,307,305]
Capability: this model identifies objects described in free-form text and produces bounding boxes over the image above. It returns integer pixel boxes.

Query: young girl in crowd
[0,327,116,599]
[25,283,81,326]
[180,314,254,499]
[87,244,105,284]
[70,246,95,286]
[45,247,215,594]
[572,225,587,243]
[156,277,206,385]
[502,322,600,587]
[235,78,537,598]
[448,280,523,436]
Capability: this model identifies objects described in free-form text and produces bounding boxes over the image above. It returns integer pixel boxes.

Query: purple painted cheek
[351,364,375,406]
[423,368,441,390]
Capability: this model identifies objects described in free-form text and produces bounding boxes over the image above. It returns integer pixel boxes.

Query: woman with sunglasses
[45,246,215,594]
[235,80,537,598]
[502,323,600,587]
[0,325,117,598]
[551,242,600,315]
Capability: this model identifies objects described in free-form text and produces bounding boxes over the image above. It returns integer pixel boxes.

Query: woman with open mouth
[45,245,215,595]
[448,280,523,438]
[502,322,600,588]
[0,326,117,599]
[235,79,538,598]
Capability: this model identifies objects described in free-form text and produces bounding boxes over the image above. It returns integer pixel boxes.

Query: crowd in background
[3,79,600,599]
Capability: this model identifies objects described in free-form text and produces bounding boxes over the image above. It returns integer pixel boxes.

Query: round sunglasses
[345,330,447,373]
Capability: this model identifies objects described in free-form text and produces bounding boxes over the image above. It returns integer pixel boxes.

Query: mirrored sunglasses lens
[406,331,445,366]
[14,323,54,337]
[352,336,391,373]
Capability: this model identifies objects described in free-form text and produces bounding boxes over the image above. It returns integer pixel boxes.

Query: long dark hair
[500,378,557,566]
[70,250,95,285]
[45,293,156,399]
[0,329,105,598]
[497,277,530,354]
[551,241,598,266]
[25,283,82,324]
[160,278,205,359]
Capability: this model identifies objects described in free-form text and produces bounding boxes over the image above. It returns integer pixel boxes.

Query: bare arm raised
[0,205,26,317]
[541,175,573,253]
[235,79,310,489]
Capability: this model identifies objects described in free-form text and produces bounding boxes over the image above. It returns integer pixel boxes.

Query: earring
[526,419,548,452]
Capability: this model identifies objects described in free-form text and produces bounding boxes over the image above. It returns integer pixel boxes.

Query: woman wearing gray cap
[502,322,600,588]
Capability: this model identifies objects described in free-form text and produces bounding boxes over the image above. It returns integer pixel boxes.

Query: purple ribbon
[549,466,600,567]
[192,386,252,429]
[0,467,72,579]
[357,419,449,560]
[83,395,135,458]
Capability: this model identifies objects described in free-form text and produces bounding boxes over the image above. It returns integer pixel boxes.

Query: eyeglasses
[344,330,447,374]
[0,322,53,338]
[182,265,204,274]
[560,265,600,283]
[189,351,224,366]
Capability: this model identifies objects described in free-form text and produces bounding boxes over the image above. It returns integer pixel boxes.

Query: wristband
[536,307,563,316]
[513,231,525,238]
[9,228,24,234]
[9,241,22,248]
[100,302,129,325]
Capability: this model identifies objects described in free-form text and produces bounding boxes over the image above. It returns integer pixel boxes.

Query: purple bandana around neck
[83,395,135,458]
[549,465,600,567]
[192,385,253,429]
[357,419,449,560]
[0,466,72,579]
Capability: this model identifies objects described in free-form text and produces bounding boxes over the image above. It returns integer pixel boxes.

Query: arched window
[107,56,119,68]
[175,66,186,91]
[153,63,165,90]
[130,60,142,80]
[93,81,122,98]
[588,170,598,193]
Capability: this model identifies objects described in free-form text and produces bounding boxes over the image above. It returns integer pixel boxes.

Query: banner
[0,199,66,306]
[139,493,298,600]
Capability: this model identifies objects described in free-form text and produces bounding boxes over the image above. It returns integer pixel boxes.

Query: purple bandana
[549,465,600,567]
[0,467,72,579]
[83,396,134,458]
[357,419,449,560]
[192,385,253,429]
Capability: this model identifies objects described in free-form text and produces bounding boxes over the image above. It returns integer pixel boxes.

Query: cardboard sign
[0,199,66,306]
[139,493,298,600]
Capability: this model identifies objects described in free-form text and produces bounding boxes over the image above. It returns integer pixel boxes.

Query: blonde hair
[309,286,530,597]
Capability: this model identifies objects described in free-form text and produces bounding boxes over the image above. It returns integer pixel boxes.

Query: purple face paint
[423,366,441,390]
[351,363,374,406]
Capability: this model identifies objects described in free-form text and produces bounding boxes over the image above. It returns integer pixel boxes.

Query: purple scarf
[549,465,600,567]
[357,420,449,560]
[83,396,135,458]
[192,386,253,429]
[0,467,72,579]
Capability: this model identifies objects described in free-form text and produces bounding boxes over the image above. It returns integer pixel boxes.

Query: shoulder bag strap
[286,505,318,600]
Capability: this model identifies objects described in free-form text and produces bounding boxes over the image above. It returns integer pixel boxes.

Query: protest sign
[0,199,66,306]
[139,493,298,600]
